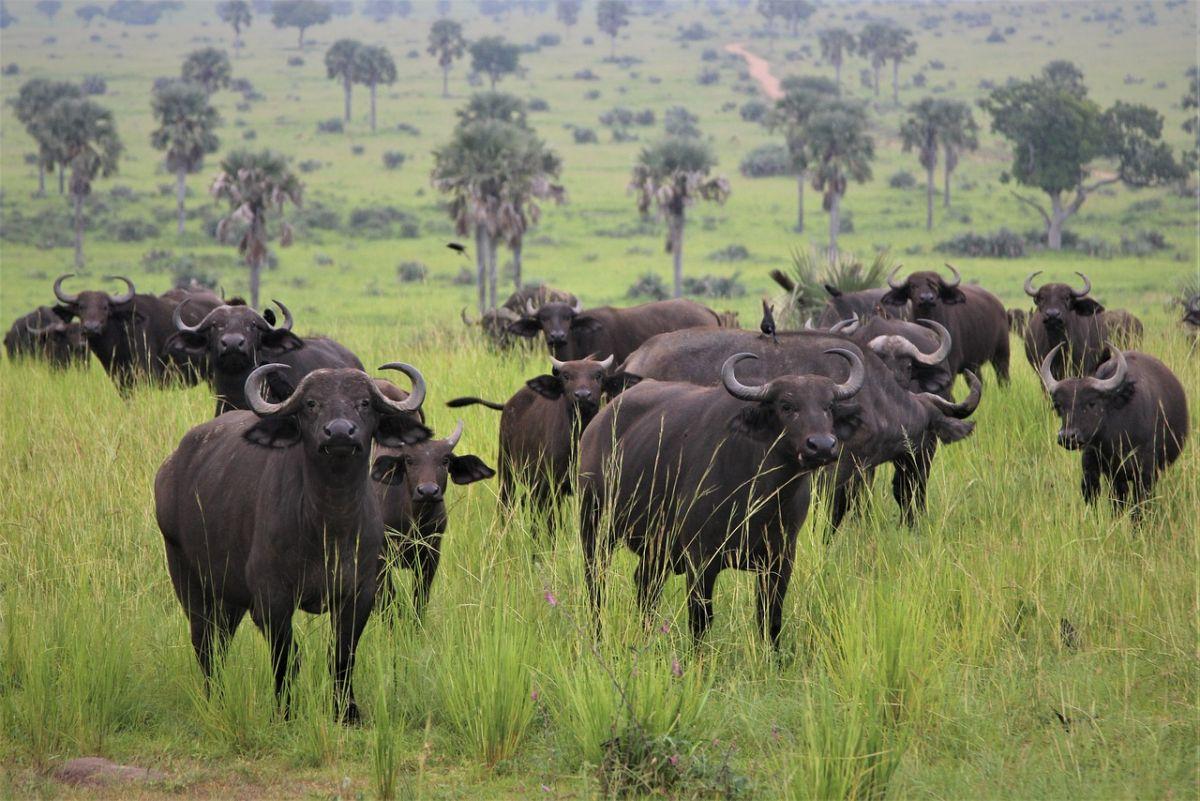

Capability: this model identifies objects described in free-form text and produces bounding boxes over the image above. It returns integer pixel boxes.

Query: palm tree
[769,76,836,233]
[216,0,252,56]
[325,39,361,123]
[900,97,943,231]
[210,149,302,308]
[817,27,855,95]
[42,98,123,268]
[803,99,874,257]
[857,21,890,99]
[456,91,528,129]
[503,143,563,291]
[13,78,80,196]
[427,19,466,99]
[630,137,731,299]
[883,26,916,105]
[352,45,396,132]
[938,100,978,208]
[150,80,220,236]
[181,48,233,97]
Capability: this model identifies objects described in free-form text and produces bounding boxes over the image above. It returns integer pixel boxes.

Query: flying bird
[759,299,778,345]
[446,242,468,258]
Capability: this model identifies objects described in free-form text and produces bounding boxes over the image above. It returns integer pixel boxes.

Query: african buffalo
[1022,271,1119,379]
[446,355,640,519]
[807,314,955,397]
[52,273,220,391]
[165,299,363,415]
[622,327,980,528]
[1102,309,1143,348]
[371,418,494,617]
[768,269,908,328]
[154,363,430,721]
[4,306,88,368]
[880,264,1009,384]
[507,297,721,362]
[1040,345,1188,517]
[461,284,579,347]
[1183,294,1200,341]
[1007,308,1029,336]
[579,351,868,644]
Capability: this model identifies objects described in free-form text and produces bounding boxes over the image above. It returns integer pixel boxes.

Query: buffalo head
[865,319,953,394]
[53,273,137,337]
[882,264,965,314]
[526,355,641,416]
[1024,271,1102,330]
[722,349,865,469]
[1040,343,1131,450]
[507,298,597,352]
[371,419,495,503]
[1182,294,1200,328]
[168,298,300,372]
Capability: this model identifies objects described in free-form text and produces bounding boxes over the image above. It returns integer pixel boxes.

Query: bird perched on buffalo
[759,299,778,345]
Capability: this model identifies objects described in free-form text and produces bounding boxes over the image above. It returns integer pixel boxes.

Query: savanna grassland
[1,1,1198,799]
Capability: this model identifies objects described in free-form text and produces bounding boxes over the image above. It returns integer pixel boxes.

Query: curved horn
[1023,271,1042,298]
[270,299,293,331]
[597,354,614,371]
[460,307,477,326]
[720,352,770,402]
[53,274,79,304]
[524,298,537,316]
[244,363,306,417]
[804,317,817,330]
[25,311,57,336]
[104,275,135,304]
[570,297,583,314]
[829,312,859,334]
[550,355,567,372]
[920,370,982,419]
[941,263,961,289]
[173,299,201,334]
[1087,345,1127,393]
[1071,272,1091,298]
[886,265,906,291]
[375,363,426,412]
[1039,344,1063,394]
[444,419,464,448]
[913,319,952,365]
[825,348,865,400]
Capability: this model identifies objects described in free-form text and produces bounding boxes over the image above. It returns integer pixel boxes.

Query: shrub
[351,144,365,155]
[535,32,560,47]
[664,106,700,138]
[317,118,344,134]
[573,68,599,81]
[1120,230,1170,256]
[293,201,341,231]
[382,151,406,170]
[573,127,598,144]
[633,109,655,126]
[452,267,474,285]
[287,56,304,66]
[81,75,107,95]
[396,261,427,283]
[701,48,718,62]
[347,206,420,238]
[242,129,257,140]
[888,170,917,189]
[598,728,747,799]
[627,273,669,300]
[739,100,768,123]
[775,247,898,323]
[142,250,227,290]
[934,228,1025,258]
[111,219,160,242]
[600,106,635,127]
[739,144,792,178]
[707,244,751,262]
[2,63,18,75]
[298,159,323,173]
[696,69,719,86]
[527,97,549,111]
[677,22,711,41]
[683,272,745,298]
[396,122,420,135]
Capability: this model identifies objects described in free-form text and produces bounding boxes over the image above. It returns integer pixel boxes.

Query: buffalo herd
[5,265,1191,718]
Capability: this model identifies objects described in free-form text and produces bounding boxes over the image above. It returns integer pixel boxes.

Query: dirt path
[724,42,782,100]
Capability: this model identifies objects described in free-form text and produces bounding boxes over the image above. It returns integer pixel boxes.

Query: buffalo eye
[442,455,450,465]
[305,399,318,410]
[780,402,794,413]
[593,371,602,380]
[359,398,370,408]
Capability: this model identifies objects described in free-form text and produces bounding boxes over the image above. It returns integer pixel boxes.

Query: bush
[396,122,420,135]
[600,106,635,127]
[701,48,719,62]
[382,151,406,170]
[1120,230,1170,256]
[452,267,474,285]
[287,56,304,66]
[573,68,599,81]
[696,69,720,86]
[298,159,323,173]
[293,201,341,232]
[739,144,792,178]
[935,228,1025,258]
[347,206,420,239]
[626,273,668,300]
[2,63,18,76]
[141,250,227,290]
[776,248,898,323]
[81,75,107,95]
[683,272,745,298]
[573,127,598,144]
[677,22,711,41]
[396,261,427,283]
[585,89,601,100]
[351,144,364,155]
[242,129,257,140]
[317,118,344,134]
[664,106,700,138]
[112,219,160,242]
[739,100,768,123]
[535,32,560,47]
[527,97,549,111]
[598,728,747,799]
[707,244,751,262]
[888,170,917,189]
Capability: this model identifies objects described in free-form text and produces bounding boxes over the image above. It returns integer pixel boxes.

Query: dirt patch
[53,757,167,787]
[724,42,782,100]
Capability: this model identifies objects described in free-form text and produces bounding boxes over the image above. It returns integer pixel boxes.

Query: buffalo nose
[1046,308,1062,319]
[1057,429,1079,449]
[548,331,567,344]
[415,483,442,500]
[324,419,357,439]
[573,388,593,401]
[919,292,935,304]
[220,333,246,350]
[82,322,102,335]
[804,434,837,456]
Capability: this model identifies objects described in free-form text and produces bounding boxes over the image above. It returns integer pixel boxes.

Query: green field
[1,1,1198,798]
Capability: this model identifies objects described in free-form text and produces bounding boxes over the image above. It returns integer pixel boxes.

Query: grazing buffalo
[622,327,980,528]
[165,299,363,415]
[807,314,955,397]
[1007,308,1029,336]
[461,284,579,347]
[154,363,430,721]
[1183,294,1200,340]
[1040,345,1188,517]
[371,418,494,617]
[579,351,867,643]
[507,298,721,362]
[880,264,1009,384]
[446,355,640,518]
[52,273,220,391]
[4,306,88,367]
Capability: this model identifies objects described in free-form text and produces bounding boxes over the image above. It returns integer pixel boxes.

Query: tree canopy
[596,0,630,58]
[271,0,330,49]
[469,37,521,90]
[181,48,232,96]
[428,18,467,98]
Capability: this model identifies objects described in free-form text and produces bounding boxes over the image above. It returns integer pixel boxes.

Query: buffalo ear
[526,374,564,399]
[1069,297,1104,316]
[376,414,432,448]
[880,288,909,308]
[244,416,302,448]
[602,372,642,397]
[449,454,496,485]
[823,283,843,298]
[940,285,967,305]
[507,317,542,338]
[570,314,603,333]
[261,329,304,353]
[931,416,974,444]
[728,404,780,443]
[262,308,277,326]
[52,304,77,320]
[371,455,407,485]
[163,331,209,361]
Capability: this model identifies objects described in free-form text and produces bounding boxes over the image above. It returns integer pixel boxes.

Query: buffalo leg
[756,556,793,647]
[252,600,297,718]
[892,445,934,526]
[828,462,864,533]
[165,544,244,685]
[685,561,721,643]
[1080,450,1102,505]
[412,549,441,620]
[633,555,669,630]
[331,592,372,724]
[580,487,613,636]
[992,336,1011,385]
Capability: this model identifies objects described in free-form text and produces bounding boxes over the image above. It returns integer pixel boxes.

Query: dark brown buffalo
[52,273,220,391]
[4,306,88,368]
[880,264,1010,384]
[507,298,721,362]
[154,363,430,722]
[446,355,640,517]
[1007,308,1029,336]
[1040,345,1188,517]
[768,269,908,328]
[461,284,580,347]
[165,299,363,416]
[371,418,494,617]
[1023,271,1116,379]
[807,314,955,397]
[1102,309,1144,348]
[579,351,868,643]
[1183,294,1200,340]
[622,327,980,528]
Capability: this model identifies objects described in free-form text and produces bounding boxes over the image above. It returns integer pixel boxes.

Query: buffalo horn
[1039,343,1063,394]
[920,370,981,419]
[271,299,294,331]
[1087,345,1127,393]
[444,419,464,448]
[53,274,79,304]
[1023,271,1041,298]
[597,354,614,371]
[913,319,952,364]
[105,275,135,304]
[720,352,770,402]
[245,364,306,416]
[1071,272,1091,298]
[829,313,859,334]
[375,363,427,412]
[886,265,906,290]
[825,348,865,400]
[941,263,962,288]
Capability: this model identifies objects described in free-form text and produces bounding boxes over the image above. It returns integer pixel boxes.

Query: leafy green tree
[556,0,580,36]
[13,78,81,196]
[630,137,731,298]
[469,37,520,90]
[1182,67,1199,185]
[768,76,837,232]
[181,48,232,97]
[802,99,873,256]
[271,0,330,49]
[938,100,977,208]
[353,45,396,132]
[363,0,395,21]
[980,63,1183,249]
[75,4,105,24]
[456,91,528,129]
[596,0,629,59]
[150,80,220,236]
[43,98,123,268]
[427,18,466,98]
[774,0,814,36]
[0,1,16,28]
[35,1,61,20]
[324,39,361,123]
[216,1,252,55]
[817,27,855,95]
[210,149,302,308]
